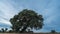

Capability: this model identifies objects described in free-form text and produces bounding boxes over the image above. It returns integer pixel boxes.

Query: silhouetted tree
[0,30,2,32]
[51,30,56,33]
[1,28,5,32]
[9,30,13,33]
[5,28,8,32]
[10,9,44,32]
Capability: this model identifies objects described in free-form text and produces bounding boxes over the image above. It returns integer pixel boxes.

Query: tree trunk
[20,25,27,33]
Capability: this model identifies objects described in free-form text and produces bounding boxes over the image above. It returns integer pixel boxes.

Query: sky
[0,0,60,33]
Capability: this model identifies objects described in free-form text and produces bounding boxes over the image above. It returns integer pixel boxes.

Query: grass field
[0,33,60,34]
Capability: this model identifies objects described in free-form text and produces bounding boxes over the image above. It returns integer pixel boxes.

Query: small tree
[0,30,2,32]
[1,28,5,32]
[9,30,13,33]
[5,28,8,32]
[10,9,44,32]
[51,30,56,33]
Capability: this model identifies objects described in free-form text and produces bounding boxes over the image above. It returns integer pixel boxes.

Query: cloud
[0,17,11,25]
[0,1,16,18]
[0,0,18,25]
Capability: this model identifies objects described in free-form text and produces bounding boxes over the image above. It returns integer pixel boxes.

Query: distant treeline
[0,28,33,33]
[0,28,57,33]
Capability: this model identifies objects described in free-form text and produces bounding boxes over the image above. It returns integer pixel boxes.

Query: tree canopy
[10,9,44,32]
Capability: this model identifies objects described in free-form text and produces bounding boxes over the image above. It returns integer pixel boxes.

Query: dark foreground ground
[0,33,60,34]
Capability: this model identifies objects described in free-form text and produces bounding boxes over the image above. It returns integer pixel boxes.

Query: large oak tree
[10,9,44,32]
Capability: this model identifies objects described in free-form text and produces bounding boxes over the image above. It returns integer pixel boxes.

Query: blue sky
[0,0,60,32]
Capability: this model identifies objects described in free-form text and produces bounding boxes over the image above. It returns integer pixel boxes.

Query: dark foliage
[51,30,56,33]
